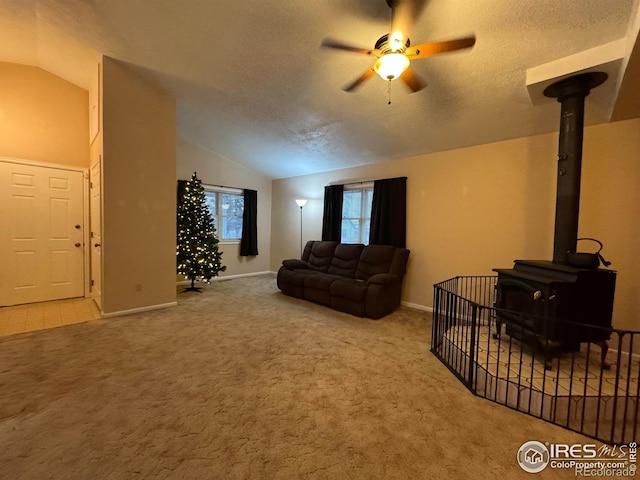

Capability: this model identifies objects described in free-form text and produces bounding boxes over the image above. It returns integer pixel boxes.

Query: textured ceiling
[1,0,639,179]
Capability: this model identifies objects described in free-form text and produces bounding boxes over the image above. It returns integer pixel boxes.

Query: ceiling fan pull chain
[388,80,392,105]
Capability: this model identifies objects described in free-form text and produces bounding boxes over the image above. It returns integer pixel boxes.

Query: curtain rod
[343,180,373,187]
[327,179,374,187]
[327,176,407,187]
[203,183,243,191]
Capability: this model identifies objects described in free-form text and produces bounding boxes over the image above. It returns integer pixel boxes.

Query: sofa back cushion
[328,244,365,278]
[307,241,339,273]
[356,244,410,281]
[301,240,315,262]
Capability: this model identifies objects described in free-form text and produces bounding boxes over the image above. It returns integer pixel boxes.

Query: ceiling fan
[321,0,475,93]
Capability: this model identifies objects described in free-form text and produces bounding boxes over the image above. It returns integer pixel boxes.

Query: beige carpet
[0,274,591,479]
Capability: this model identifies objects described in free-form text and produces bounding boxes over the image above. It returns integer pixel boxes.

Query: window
[203,187,244,241]
[341,185,373,244]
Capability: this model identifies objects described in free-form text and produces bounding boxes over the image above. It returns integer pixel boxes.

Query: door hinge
[91,279,94,286]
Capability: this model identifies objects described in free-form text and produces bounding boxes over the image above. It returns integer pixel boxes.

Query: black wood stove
[493,72,616,367]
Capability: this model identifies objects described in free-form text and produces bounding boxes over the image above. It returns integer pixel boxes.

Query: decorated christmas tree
[177,172,226,291]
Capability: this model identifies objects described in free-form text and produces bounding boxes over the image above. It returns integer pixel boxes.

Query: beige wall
[580,119,640,332]
[0,62,89,167]
[101,57,176,314]
[270,118,640,331]
[177,137,272,276]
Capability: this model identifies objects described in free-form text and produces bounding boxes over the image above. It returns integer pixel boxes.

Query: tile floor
[438,324,640,442]
[0,297,101,337]
[442,324,639,397]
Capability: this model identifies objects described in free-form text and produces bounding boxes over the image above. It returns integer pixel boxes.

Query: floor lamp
[295,199,307,257]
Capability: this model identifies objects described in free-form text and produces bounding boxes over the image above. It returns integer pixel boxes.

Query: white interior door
[90,157,102,310]
[0,160,85,306]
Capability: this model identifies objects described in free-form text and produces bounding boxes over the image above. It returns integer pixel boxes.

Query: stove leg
[543,350,554,370]
[493,319,502,339]
[595,340,610,370]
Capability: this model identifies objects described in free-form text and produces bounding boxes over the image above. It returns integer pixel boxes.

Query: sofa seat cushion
[278,267,317,287]
[330,278,368,302]
[304,273,344,290]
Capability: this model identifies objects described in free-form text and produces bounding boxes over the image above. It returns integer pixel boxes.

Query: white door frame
[89,155,102,310]
[0,155,91,300]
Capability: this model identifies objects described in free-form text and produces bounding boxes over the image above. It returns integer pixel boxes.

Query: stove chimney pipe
[543,72,607,264]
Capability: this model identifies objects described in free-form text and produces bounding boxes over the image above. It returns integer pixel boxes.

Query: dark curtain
[240,189,258,256]
[321,184,344,242]
[177,180,188,203]
[369,177,407,248]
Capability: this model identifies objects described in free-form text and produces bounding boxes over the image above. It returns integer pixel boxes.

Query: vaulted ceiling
[1,0,639,179]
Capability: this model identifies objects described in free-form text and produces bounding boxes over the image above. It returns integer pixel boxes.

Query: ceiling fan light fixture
[374,53,410,81]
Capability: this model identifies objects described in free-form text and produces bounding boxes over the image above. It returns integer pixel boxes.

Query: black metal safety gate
[432,276,639,445]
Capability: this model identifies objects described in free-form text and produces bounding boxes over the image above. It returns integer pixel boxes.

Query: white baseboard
[400,301,433,313]
[177,271,275,286]
[175,276,434,315]
[101,301,178,318]
[608,346,640,363]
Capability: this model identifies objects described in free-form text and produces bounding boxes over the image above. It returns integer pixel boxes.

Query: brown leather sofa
[277,240,410,319]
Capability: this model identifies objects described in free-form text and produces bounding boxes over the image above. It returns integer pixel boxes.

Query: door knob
[75,243,81,247]
[75,224,81,229]
[94,243,101,247]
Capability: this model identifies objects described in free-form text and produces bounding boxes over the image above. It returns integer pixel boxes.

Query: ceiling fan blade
[343,67,376,92]
[321,38,379,56]
[405,36,476,59]
[389,0,428,49]
[399,68,426,92]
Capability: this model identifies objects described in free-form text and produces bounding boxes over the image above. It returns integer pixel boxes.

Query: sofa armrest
[368,273,400,285]
[282,259,308,270]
